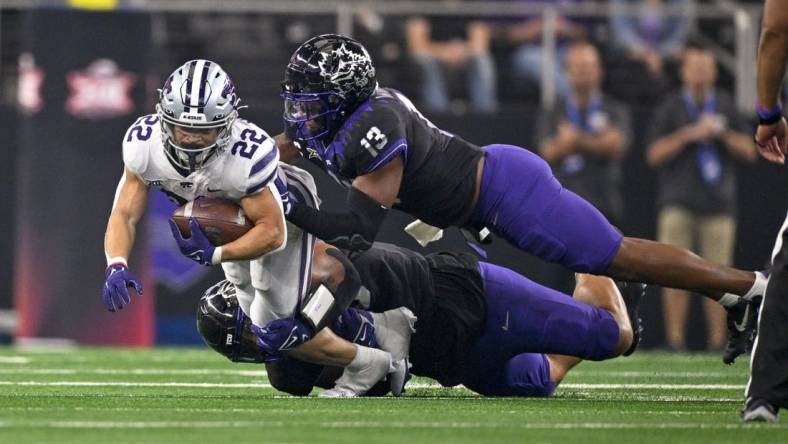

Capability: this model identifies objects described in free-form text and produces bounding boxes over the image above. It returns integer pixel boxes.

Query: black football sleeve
[286,186,388,251]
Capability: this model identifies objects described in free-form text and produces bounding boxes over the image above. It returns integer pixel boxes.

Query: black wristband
[759,114,783,125]
[757,103,783,125]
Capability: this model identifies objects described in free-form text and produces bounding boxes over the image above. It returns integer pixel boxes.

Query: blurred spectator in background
[405,15,497,113]
[609,0,694,81]
[646,44,756,351]
[506,0,587,98]
[536,41,630,293]
[353,6,405,88]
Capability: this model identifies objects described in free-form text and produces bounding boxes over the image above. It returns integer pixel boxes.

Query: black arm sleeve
[287,186,389,251]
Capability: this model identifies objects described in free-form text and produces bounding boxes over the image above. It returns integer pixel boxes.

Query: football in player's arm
[103,61,285,311]
[102,60,411,396]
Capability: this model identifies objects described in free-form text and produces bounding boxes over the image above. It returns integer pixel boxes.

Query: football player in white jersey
[102,60,411,396]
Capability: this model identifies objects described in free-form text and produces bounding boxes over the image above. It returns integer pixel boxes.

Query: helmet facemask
[281,89,345,143]
[157,106,237,173]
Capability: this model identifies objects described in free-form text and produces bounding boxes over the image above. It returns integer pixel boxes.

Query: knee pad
[503,353,556,398]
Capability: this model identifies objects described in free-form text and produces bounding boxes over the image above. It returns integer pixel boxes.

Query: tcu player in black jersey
[198,240,644,398]
[276,34,766,364]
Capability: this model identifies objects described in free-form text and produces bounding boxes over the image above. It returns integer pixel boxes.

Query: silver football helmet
[156,60,240,172]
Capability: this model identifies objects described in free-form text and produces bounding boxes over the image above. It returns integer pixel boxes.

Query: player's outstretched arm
[102,168,148,311]
[286,157,403,251]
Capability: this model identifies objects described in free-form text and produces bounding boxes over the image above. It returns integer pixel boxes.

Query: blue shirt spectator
[610,0,695,79]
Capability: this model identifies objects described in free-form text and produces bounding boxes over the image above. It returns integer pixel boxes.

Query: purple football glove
[332,308,379,348]
[168,218,217,266]
[250,318,312,362]
[102,263,143,312]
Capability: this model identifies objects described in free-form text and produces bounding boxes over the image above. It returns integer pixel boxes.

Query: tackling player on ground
[102,60,411,395]
[276,34,766,364]
[198,240,645,398]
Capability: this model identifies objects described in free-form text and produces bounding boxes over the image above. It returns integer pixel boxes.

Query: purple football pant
[470,144,622,274]
[460,262,620,397]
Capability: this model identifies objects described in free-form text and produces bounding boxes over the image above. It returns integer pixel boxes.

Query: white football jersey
[119,113,318,326]
[122,114,280,204]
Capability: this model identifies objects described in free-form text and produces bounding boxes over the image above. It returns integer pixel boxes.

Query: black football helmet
[281,34,377,145]
[196,280,266,363]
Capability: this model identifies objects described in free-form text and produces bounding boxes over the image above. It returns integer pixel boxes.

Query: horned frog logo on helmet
[156,60,241,173]
[316,42,375,99]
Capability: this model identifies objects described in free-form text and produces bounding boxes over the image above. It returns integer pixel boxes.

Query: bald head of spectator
[566,42,603,102]
[680,46,717,98]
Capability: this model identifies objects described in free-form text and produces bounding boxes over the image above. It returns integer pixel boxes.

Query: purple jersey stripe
[284,168,317,208]
[274,176,289,202]
[245,168,277,195]
[361,139,407,174]
[295,227,313,314]
[285,177,315,208]
[283,170,317,313]
[248,147,278,178]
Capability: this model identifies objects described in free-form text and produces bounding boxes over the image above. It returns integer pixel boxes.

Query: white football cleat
[372,307,417,362]
[388,357,411,397]
[318,387,359,398]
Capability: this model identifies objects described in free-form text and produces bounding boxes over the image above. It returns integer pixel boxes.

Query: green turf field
[0,348,782,443]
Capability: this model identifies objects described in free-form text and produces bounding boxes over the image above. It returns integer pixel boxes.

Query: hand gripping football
[171,196,252,246]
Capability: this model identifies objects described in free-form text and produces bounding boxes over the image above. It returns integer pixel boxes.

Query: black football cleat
[616,282,646,357]
[722,295,763,365]
[741,397,779,423]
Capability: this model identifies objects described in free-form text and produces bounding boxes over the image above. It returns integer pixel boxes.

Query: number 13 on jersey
[359,126,388,157]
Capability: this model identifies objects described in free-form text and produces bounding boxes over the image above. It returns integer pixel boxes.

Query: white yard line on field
[407,382,747,390]
[0,381,747,390]
[0,357,30,364]
[0,406,728,416]
[0,420,782,430]
[0,367,734,378]
[569,371,732,378]
[0,381,272,388]
[0,368,266,376]
[560,383,745,390]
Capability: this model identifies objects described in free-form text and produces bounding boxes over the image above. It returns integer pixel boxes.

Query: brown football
[171,196,253,246]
